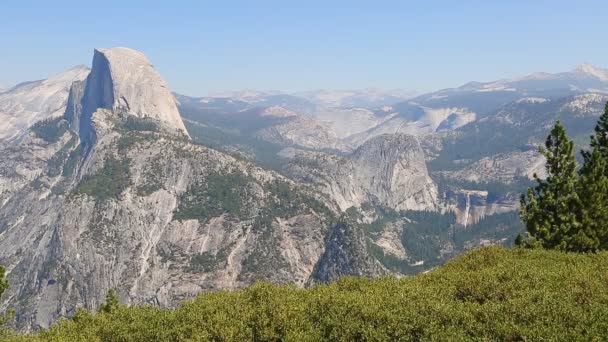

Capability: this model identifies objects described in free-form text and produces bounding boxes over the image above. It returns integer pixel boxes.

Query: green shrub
[11,247,608,341]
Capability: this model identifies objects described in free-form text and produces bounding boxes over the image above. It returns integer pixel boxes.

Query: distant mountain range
[206,88,418,109]
[0,66,89,141]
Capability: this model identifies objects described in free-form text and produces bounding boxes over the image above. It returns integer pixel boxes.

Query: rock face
[0,126,336,330]
[0,66,89,141]
[178,96,352,152]
[312,107,388,139]
[345,106,476,147]
[255,112,351,152]
[66,47,188,141]
[441,190,519,226]
[0,48,339,331]
[285,134,438,211]
[313,222,388,282]
[284,131,523,227]
[438,150,547,184]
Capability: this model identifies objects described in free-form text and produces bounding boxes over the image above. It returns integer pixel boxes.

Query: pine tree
[582,101,608,165]
[0,266,13,338]
[0,266,7,300]
[577,101,608,251]
[514,233,524,247]
[575,147,608,251]
[99,289,120,314]
[520,121,581,250]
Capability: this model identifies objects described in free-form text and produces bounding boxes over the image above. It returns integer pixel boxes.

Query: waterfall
[463,192,471,227]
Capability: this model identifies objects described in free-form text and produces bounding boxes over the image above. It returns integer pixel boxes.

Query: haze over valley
[2,2,608,338]
[1,44,608,330]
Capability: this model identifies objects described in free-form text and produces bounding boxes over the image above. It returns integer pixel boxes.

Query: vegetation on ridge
[73,156,132,202]
[6,247,608,341]
[30,117,69,143]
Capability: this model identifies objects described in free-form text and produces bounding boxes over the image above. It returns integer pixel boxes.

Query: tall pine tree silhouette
[520,121,581,250]
[582,102,608,166]
[577,101,608,251]
[576,148,608,251]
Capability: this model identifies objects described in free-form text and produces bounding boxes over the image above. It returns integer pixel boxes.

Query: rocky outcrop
[438,149,547,183]
[284,134,438,212]
[0,126,336,330]
[313,222,388,282]
[66,47,188,142]
[344,106,476,147]
[312,107,388,139]
[0,48,338,331]
[255,110,351,152]
[440,189,519,226]
[0,66,89,141]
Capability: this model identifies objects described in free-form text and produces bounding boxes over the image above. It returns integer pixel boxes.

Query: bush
[11,247,608,341]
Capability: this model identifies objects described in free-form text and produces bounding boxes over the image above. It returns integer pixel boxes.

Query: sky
[1,0,608,96]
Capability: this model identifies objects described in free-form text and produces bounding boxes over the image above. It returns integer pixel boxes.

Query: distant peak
[94,47,149,62]
[261,105,298,118]
[66,64,90,71]
[573,63,608,80]
[67,46,189,141]
[45,65,90,84]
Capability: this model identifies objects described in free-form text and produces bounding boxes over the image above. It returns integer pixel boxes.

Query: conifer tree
[0,266,7,300]
[99,289,120,314]
[577,101,608,251]
[575,147,608,251]
[0,266,13,338]
[520,121,581,250]
[582,102,608,165]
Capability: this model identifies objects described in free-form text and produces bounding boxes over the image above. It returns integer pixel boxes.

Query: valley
[1,47,608,331]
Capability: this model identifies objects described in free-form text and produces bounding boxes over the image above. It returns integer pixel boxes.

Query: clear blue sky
[1,0,607,96]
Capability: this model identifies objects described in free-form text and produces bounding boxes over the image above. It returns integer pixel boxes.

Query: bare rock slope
[0,48,344,331]
[0,66,89,141]
[285,134,439,211]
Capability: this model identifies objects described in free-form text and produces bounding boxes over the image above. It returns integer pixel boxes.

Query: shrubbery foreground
[8,247,608,341]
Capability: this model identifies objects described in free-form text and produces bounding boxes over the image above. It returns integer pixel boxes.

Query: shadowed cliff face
[66,47,189,151]
[78,49,114,148]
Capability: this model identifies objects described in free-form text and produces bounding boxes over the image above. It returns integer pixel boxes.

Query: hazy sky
[1,0,607,96]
